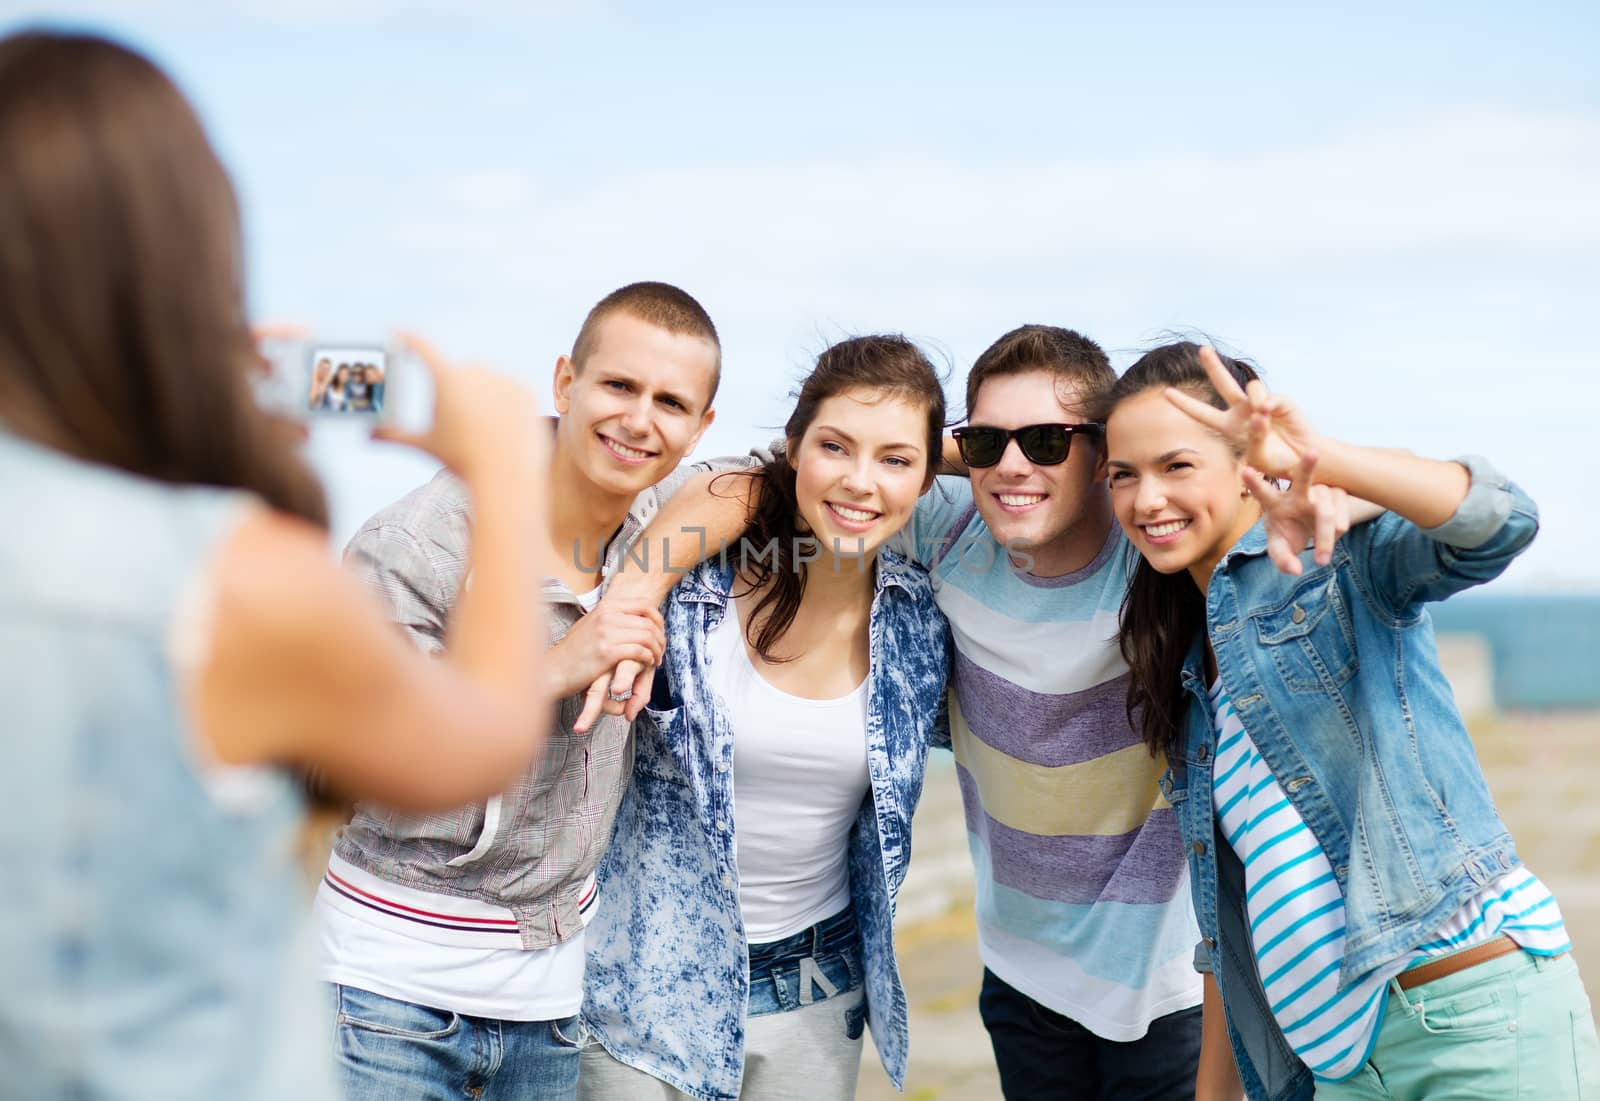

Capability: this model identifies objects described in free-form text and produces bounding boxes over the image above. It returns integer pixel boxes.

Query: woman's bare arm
[194,338,551,811]
[1195,973,1244,1101]
[573,468,760,731]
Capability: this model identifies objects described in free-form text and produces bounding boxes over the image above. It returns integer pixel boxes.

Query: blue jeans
[746,907,865,1028]
[979,968,1203,1101]
[331,984,582,1101]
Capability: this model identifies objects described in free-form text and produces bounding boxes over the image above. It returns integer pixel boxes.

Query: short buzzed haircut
[965,324,1114,420]
[570,281,722,407]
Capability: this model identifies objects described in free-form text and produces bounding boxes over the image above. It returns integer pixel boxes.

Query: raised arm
[1169,346,1470,528]
[194,335,553,812]
[1170,346,1534,603]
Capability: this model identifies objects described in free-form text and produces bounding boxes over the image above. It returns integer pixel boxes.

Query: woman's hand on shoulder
[374,332,544,486]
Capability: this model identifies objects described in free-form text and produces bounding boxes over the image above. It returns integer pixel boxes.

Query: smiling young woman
[1097,341,1598,1101]
[577,336,953,1101]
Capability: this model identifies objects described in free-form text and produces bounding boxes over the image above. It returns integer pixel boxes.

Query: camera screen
[308,347,387,415]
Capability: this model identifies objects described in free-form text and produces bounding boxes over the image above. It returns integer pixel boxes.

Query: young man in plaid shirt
[315,283,725,1101]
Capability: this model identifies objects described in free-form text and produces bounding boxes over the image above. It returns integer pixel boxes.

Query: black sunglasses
[951,422,1105,468]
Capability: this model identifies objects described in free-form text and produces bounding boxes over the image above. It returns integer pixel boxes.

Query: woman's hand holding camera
[374,332,543,484]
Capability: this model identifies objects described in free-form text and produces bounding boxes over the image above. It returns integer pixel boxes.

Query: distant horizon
[1431,592,1600,709]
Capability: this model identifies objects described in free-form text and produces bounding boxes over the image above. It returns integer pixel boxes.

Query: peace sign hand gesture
[1164,346,1321,479]
[1246,452,1353,576]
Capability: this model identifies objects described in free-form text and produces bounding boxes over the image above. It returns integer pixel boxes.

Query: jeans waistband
[748,907,858,970]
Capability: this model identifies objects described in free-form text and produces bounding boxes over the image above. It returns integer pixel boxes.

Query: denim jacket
[1159,456,1538,1101]
[582,550,951,1101]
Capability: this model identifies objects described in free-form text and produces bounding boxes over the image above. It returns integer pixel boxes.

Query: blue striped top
[1210,682,1570,1081]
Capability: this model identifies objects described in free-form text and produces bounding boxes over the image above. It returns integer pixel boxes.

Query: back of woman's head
[1093,340,1260,759]
[0,32,325,524]
[734,334,946,660]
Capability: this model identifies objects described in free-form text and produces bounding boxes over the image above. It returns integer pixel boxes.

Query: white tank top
[706,602,870,944]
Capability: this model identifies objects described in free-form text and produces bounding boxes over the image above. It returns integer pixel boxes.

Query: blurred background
[6,3,1595,1094]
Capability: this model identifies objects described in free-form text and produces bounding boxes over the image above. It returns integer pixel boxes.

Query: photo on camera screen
[307,347,387,415]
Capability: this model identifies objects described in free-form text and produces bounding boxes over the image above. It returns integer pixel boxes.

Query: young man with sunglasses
[898,325,1206,1100]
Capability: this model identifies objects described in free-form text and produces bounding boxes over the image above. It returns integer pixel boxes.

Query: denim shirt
[582,550,951,1101]
[1159,456,1538,1101]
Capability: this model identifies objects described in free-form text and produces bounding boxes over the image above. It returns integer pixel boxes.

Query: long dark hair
[0,32,327,525]
[1089,341,1260,757]
[720,335,946,662]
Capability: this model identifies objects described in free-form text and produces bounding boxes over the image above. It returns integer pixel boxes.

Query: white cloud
[255,108,1599,587]
[335,107,1597,336]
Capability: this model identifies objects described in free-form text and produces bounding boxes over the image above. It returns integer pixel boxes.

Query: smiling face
[553,311,718,501]
[1106,387,1259,587]
[790,387,931,562]
[965,369,1108,575]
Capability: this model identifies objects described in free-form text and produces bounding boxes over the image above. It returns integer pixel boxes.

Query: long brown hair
[721,335,946,662]
[1089,341,1260,758]
[0,32,326,524]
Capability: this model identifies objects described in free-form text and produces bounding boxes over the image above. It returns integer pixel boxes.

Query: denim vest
[1159,456,1537,1101]
[582,551,951,1101]
[0,432,334,1099]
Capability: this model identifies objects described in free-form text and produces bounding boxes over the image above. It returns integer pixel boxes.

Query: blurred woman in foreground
[0,31,551,1099]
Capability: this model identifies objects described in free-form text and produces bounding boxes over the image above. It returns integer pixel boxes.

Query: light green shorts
[1317,948,1600,1100]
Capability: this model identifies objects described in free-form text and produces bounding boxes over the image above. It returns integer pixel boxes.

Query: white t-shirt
[707,601,870,944]
[314,857,588,1020]
[313,586,603,1021]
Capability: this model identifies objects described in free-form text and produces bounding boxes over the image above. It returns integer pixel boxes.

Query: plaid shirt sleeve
[341,477,470,658]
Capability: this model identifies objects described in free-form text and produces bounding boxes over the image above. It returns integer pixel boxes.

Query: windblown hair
[0,31,326,525]
[1089,341,1260,758]
[965,324,1115,420]
[725,335,946,662]
[570,281,722,408]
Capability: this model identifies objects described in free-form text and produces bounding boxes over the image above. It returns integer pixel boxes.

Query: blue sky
[10,1,1599,587]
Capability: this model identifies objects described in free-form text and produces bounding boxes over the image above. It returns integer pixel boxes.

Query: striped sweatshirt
[894,477,1202,1040]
